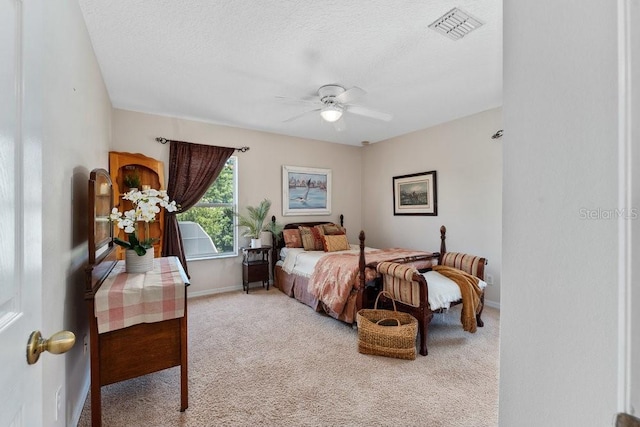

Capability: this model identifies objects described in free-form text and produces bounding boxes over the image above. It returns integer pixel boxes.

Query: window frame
[178,156,238,261]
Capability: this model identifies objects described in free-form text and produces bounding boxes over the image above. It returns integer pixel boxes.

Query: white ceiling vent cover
[429,7,483,41]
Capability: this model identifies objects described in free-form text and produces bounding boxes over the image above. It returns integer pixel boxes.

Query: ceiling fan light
[320,104,343,122]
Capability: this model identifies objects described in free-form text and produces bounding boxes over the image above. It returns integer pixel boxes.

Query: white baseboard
[71,372,91,427]
[187,280,277,299]
[485,299,500,310]
[187,284,244,298]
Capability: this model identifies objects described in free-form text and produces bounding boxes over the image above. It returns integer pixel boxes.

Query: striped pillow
[299,226,325,251]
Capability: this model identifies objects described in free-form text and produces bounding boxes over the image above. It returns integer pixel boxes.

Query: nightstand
[241,246,271,294]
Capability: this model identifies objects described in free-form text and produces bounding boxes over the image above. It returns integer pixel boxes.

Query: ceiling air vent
[429,7,483,41]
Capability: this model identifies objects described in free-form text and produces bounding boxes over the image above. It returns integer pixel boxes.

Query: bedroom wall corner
[361,108,503,308]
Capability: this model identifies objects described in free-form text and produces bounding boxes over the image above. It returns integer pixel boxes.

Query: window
[177,156,237,259]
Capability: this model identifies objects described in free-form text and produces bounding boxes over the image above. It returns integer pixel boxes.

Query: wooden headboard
[270,214,344,273]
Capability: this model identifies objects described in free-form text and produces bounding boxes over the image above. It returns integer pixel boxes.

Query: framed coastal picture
[282,165,332,216]
[392,170,438,216]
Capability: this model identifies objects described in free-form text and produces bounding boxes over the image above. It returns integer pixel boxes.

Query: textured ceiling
[78,0,502,146]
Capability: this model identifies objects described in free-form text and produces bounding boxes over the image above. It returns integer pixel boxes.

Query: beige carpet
[78,288,499,427]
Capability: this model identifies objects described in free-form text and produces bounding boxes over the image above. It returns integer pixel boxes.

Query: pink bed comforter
[308,248,435,318]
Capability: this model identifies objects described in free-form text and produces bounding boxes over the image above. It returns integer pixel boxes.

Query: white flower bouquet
[110,189,178,256]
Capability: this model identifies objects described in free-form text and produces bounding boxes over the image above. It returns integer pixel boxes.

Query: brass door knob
[26,330,75,365]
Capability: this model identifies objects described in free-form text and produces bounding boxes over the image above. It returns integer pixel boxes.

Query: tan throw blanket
[432,265,483,333]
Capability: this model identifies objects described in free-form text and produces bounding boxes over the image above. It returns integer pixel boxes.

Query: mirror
[88,168,114,264]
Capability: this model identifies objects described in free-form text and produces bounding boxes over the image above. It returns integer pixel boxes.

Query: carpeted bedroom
[78,288,499,426]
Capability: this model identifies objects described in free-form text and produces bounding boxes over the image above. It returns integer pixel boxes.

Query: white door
[0,0,43,425]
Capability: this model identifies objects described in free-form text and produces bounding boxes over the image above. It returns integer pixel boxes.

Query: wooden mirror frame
[88,168,115,265]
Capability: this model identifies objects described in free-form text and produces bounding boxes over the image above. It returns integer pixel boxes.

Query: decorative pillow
[322,234,350,252]
[282,229,302,248]
[322,223,346,235]
[299,226,325,251]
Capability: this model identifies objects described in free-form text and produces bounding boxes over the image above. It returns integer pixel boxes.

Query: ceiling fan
[279,85,393,129]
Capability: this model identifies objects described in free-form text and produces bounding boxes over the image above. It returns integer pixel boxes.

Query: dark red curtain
[162,141,235,277]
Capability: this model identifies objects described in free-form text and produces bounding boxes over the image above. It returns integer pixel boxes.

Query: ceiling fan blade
[334,86,366,104]
[283,108,321,123]
[346,105,393,122]
[275,96,321,106]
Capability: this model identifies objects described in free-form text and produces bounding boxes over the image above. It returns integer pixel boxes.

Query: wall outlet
[485,274,494,285]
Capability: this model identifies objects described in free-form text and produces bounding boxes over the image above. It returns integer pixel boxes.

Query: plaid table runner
[95,256,188,333]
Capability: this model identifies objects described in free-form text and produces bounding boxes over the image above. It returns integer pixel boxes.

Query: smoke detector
[429,8,483,41]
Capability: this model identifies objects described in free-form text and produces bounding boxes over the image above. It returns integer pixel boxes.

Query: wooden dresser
[85,168,188,427]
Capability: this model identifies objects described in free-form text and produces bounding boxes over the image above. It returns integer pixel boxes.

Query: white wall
[362,108,503,306]
[42,1,112,425]
[111,109,363,295]
[500,1,619,425]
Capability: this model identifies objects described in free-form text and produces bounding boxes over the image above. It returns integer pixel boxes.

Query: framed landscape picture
[392,170,438,216]
[282,165,332,216]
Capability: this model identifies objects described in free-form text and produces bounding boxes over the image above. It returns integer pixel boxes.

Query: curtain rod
[155,137,250,152]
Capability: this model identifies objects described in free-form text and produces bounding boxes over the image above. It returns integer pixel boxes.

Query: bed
[270,215,439,324]
[270,218,488,356]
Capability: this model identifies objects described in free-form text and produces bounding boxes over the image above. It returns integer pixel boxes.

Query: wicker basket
[356,291,418,360]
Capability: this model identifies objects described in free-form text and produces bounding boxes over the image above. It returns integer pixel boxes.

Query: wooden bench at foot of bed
[374,226,488,356]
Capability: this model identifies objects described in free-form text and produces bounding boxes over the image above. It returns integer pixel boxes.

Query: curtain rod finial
[236,146,250,152]
[156,137,169,144]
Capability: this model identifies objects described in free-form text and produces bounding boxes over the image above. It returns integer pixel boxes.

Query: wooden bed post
[358,230,365,287]
[271,215,277,282]
[439,225,447,264]
[356,230,366,311]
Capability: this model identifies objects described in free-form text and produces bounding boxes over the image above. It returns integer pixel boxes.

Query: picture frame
[282,165,332,216]
[392,170,438,216]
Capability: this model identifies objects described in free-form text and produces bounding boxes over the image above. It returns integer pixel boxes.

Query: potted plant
[236,199,282,248]
[265,217,284,246]
[110,189,178,272]
[123,172,141,190]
